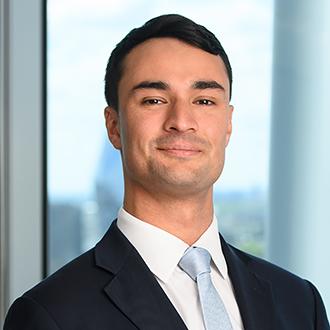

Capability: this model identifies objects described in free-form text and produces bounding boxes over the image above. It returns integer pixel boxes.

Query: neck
[123,186,214,245]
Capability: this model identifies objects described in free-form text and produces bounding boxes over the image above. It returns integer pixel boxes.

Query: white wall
[0,0,44,324]
[269,0,330,312]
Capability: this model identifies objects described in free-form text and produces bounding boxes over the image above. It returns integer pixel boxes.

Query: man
[4,14,329,330]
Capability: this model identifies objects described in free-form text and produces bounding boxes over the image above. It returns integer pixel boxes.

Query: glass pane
[47,0,273,274]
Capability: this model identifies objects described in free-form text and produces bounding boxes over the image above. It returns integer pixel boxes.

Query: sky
[47,0,274,200]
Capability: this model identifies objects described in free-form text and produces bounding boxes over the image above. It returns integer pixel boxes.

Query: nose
[163,100,198,133]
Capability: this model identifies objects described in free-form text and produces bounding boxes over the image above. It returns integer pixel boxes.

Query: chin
[158,173,214,193]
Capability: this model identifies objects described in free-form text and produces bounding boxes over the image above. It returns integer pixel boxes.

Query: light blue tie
[179,247,233,330]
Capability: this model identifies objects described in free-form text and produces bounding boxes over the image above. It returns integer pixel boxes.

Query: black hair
[104,14,232,110]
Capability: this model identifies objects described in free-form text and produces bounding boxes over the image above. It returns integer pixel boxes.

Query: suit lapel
[94,220,277,329]
[94,221,188,330]
[220,235,277,330]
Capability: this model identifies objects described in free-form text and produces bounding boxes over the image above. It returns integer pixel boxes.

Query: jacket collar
[94,220,188,330]
[94,220,276,330]
[220,234,277,330]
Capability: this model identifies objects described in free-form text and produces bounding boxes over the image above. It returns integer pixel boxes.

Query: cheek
[205,117,228,145]
[120,117,152,160]
[205,121,229,165]
[125,109,162,142]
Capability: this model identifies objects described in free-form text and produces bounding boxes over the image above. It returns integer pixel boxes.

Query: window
[47,0,273,274]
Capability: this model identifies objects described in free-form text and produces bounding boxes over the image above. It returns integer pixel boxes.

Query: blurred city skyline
[47,0,272,274]
[47,0,273,200]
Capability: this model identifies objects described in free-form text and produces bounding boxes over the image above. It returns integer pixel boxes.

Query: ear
[104,106,122,149]
[225,105,234,147]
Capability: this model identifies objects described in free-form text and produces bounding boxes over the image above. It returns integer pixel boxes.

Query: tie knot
[179,247,211,281]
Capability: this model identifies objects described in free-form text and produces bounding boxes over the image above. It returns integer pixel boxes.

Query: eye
[195,99,215,106]
[142,98,166,105]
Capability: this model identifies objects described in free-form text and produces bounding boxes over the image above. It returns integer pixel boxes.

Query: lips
[157,145,202,157]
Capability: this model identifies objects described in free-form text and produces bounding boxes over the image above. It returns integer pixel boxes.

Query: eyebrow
[132,81,170,91]
[131,80,225,93]
[192,80,225,91]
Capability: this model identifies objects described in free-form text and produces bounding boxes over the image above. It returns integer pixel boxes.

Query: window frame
[0,0,46,323]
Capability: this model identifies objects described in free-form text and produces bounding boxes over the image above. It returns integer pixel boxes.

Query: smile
[157,146,202,157]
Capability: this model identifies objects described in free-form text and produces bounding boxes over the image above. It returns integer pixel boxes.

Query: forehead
[119,37,229,93]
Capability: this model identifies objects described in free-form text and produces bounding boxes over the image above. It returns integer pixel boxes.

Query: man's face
[105,37,233,197]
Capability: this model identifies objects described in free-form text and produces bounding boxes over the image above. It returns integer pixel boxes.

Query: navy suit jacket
[4,220,330,329]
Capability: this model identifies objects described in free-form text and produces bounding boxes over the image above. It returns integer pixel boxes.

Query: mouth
[157,145,202,157]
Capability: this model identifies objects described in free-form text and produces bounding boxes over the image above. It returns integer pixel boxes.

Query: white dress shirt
[117,208,244,330]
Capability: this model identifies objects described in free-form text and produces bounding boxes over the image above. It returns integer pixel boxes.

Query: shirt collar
[116,207,228,283]
[193,215,228,280]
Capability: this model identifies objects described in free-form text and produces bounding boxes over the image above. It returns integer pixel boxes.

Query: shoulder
[4,295,61,329]
[229,244,329,315]
[229,243,312,290]
[24,247,110,305]
[4,246,119,328]
[227,243,330,328]
[4,247,111,329]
